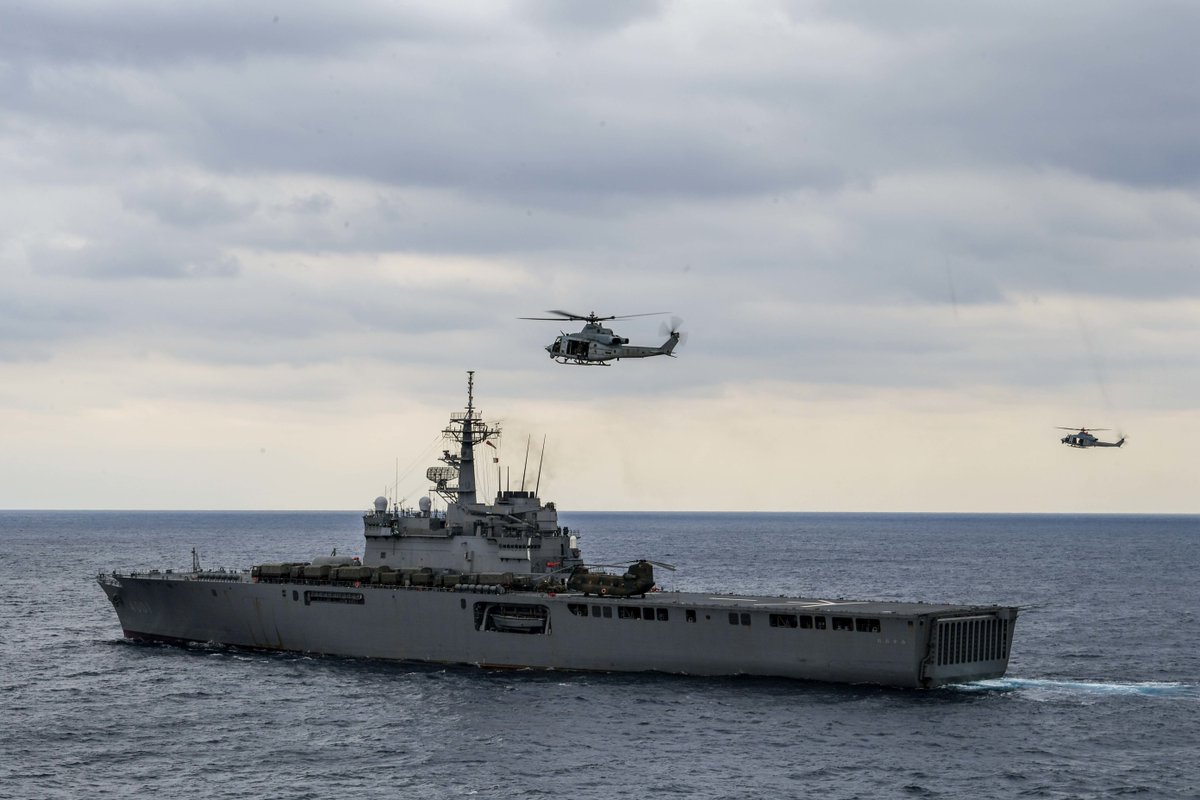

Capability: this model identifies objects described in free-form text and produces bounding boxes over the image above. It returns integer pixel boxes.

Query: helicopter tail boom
[659,331,680,355]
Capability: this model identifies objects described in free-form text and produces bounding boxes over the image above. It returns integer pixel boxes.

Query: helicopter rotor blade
[546,309,596,320]
[548,309,670,321]
[581,560,677,572]
[523,309,672,323]
[1055,426,1109,431]
[608,311,671,320]
[659,316,688,346]
[520,310,593,321]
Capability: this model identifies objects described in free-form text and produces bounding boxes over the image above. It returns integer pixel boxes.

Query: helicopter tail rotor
[658,316,688,351]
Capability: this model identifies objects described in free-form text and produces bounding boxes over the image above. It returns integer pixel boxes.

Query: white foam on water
[959,677,1197,699]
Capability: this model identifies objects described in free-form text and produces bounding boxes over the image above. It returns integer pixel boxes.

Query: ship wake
[956,677,1198,700]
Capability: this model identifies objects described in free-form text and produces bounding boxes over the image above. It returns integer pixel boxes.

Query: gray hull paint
[97,573,1017,688]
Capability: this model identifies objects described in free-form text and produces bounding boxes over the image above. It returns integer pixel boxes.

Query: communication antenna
[534,435,547,496]
[521,435,531,491]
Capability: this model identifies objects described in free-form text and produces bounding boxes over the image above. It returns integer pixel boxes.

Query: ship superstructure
[361,372,580,576]
[96,374,1018,689]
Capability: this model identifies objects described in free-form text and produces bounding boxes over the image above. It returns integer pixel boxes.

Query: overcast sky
[2,1,1198,512]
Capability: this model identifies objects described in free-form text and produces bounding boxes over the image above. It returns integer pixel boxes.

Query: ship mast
[430,371,500,509]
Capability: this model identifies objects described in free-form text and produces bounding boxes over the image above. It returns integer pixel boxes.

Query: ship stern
[919,608,1019,687]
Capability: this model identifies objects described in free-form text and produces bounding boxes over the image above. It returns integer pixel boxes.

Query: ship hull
[97,573,1016,689]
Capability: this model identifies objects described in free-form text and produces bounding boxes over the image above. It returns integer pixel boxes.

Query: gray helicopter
[1058,427,1125,449]
[520,310,685,365]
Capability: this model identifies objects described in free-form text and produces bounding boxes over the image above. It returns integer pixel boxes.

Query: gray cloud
[27,238,241,280]
[517,0,668,35]
[121,179,253,227]
[0,2,457,67]
[1,0,1198,407]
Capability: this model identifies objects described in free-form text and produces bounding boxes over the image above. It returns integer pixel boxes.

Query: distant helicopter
[1058,427,1125,449]
[566,560,676,598]
[520,310,685,365]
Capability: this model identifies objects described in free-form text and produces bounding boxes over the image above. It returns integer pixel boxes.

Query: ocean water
[1,510,1197,799]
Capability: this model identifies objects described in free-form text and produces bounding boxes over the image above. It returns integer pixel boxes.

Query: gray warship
[97,373,1017,688]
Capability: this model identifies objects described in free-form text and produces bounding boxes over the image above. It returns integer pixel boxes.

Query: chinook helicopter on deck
[1058,427,1125,449]
[567,560,676,598]
[520,310,685,365]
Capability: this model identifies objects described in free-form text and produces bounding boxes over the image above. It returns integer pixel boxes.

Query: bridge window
[798,615,813,629]
[740,613,751,626]
[643,608,655,621]
[831,617,853,631]
[618,606,640,620]
[728,612,739,625]
[602,606,612,618]
[568,603,588,617]
[685,609,696,623]
[855,618,881,633]
[769,613,798,628]
[656,608,669,621]
[591,606,601,617]
[814,616,827,630]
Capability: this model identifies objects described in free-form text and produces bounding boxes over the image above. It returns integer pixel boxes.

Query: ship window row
[567,603,667,621]
[563,605,880,632]
[767,614,881,632]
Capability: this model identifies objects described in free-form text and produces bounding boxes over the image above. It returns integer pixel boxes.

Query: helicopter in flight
[1058,427,1125,449]
[520,310,685,365]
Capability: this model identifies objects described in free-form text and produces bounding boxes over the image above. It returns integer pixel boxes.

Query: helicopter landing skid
[552,356,610,366]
